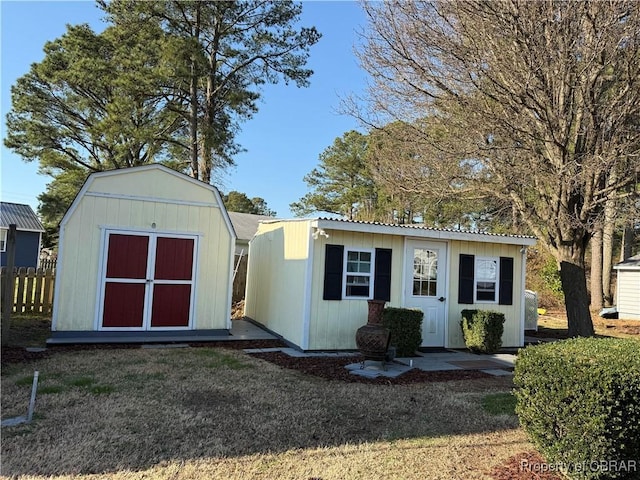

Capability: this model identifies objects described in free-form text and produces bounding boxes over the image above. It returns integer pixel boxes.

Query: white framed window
[0,229,7,253]
[343,248,375,299]
[475,257,499,303]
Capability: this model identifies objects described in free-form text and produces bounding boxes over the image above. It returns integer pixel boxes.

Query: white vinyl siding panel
[616,270,640,320]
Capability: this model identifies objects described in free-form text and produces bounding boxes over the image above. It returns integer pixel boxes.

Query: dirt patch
[489,451,564,480]
[529,311,640,339]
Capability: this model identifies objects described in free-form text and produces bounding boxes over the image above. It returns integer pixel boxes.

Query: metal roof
[313,217,537,242]
[0,202,45,232]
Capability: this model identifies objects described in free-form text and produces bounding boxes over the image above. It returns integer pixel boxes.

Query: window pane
[347,261,358,272]
[428,282,437,297]
[347,275,369,285]
[414,248,437,281]
[476,281,496,301]
[359,262,371,273]
[347,285,370,297]
[347,251,359,261]
[360,252,371,262]
[413,280,421,295]
[476,259,497,280]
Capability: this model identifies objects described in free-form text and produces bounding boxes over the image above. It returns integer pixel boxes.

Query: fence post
[1,224,17,345]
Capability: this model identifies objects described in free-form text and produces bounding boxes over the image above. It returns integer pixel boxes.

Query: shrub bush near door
[382,307,423,357]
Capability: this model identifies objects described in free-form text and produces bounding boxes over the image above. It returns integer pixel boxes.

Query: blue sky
[1,0,368,218]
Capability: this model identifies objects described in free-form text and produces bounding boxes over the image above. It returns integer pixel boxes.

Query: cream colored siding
[244,221,310,347]
[308,231,404,350]
[87,169,215,205]
[616,270,640,320]
[55,168,232,332]
[447,241,524,348]
[245,218,531,350]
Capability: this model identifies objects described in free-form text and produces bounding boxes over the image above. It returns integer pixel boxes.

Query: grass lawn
[2,314,52,347]
[1,346,529,479]
[535,311,640,339]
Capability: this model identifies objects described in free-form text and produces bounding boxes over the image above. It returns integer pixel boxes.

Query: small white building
[613,255,640,320]
[51,164,236,343]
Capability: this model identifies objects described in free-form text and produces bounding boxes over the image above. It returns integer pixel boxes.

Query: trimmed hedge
[382,307,423,356]
[514,338,640,480]
[460,309,505,353]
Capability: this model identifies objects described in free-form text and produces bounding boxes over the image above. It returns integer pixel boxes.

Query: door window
[412,248,438,297]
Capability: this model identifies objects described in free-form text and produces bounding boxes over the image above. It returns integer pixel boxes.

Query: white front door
[404,240,447,347]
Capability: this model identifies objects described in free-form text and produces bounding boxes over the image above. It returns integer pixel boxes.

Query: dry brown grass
[536,311,640,339]
[1,347,529,479]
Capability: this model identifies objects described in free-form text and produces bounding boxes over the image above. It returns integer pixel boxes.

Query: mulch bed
[249,351,493,385]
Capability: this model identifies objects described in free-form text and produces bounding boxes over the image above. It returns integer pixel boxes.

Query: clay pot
[355,300,390,361]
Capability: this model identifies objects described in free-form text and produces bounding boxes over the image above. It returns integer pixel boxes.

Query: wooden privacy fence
[0,267,56,315]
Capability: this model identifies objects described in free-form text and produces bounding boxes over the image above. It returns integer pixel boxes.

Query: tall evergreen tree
[291,131,376,219]
[100,0,321,183]
[5,22,182,237]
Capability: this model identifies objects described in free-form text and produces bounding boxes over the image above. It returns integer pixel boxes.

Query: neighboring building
[0,202,45,268]
[613,255,640,320]
[228,211,275,303]
[244,218,537,351]
[51,164,236,343]
[228,211,275,255]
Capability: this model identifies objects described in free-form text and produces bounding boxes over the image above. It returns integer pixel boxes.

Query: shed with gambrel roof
[51,164,236,343]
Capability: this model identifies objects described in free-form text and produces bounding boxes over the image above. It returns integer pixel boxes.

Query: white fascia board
[311,219,537,246]
[0,227,45,233]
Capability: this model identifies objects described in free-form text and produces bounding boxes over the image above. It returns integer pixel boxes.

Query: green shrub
[460,309,505,353]
[514,338,640,480]
[382,307,423,356]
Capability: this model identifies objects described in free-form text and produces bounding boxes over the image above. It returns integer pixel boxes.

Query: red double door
[100,232,197,329]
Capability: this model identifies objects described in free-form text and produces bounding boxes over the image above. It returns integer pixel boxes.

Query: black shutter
[499,256,514,305]
[323,244,344,300]
[458,254,475,304]
[374,248,392,301]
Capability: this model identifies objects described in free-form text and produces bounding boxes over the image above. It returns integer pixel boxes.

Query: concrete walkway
[230,318,278,340]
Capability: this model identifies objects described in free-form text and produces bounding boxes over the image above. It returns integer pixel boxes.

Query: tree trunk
[189,4,201,180]
[590,227,603,310]
[602,172,617,307]
[602,220,615,307]
[558,245,595,337]
[620,223,634,262]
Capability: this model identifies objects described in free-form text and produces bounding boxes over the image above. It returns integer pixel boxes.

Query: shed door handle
[438,297,446,302]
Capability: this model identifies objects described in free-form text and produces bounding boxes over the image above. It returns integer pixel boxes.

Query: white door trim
[402,239,448,347]
[95,229,199,332]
